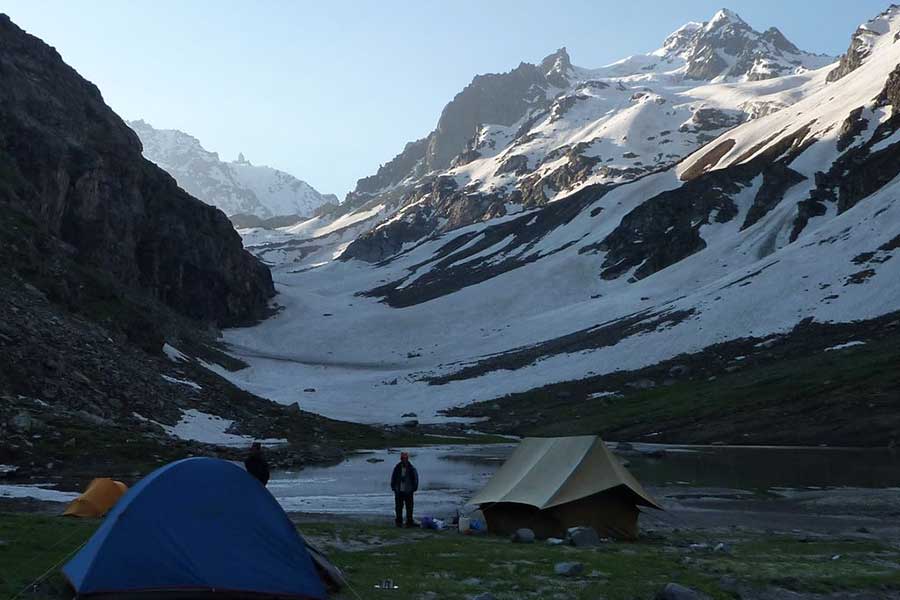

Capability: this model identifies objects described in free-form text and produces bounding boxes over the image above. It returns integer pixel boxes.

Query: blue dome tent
[63,458,328,599]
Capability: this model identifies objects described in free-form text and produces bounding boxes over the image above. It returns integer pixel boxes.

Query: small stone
[462,577,481,586]
[401,412,418,418]
[655,583,708,600]
[546,537,565,545]
[471,594,494,600]
[554,562,584,577]
[567,526,601,547]
[627,378,656,390]
[511,528,535,543]
[365,457,384,463]
[9,412,32,432]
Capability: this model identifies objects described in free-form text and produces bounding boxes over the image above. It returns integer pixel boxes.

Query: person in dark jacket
[244,442,270,486]
[390,452,418,527]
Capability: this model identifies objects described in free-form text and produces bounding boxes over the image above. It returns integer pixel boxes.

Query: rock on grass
[554,561,584,576]
[656,582,709,600]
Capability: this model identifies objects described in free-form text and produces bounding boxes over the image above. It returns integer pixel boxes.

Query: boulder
[546,537,565,545]
[656,583,709,600]
[511,528,535,543]
[567,526,601,547]
[554,562,584,577]
[668,364,691,377]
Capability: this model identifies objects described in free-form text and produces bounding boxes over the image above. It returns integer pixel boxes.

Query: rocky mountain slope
[128,119,336,220]
[220,7,900,445]
[0,15,274,326]
[0,14,394,478]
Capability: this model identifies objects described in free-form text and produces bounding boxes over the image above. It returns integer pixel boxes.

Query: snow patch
[162,344,189,363]
[825,341,866,352]
[160,375,203,391]
[0,484,79,503]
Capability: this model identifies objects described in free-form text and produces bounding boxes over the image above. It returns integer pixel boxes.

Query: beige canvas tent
[467,436,662,540]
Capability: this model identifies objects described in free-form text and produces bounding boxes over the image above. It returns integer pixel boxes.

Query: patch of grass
[319,524,717,600]
[710,536,900,593]
[0,513,97,599]
[453,329,900,447]
[303,524,900,600]
[2,514,898,600]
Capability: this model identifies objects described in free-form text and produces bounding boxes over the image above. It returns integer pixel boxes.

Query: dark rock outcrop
[836,107,869,152]
[826,7,894,83]
[591,123,816,281]
[679,108,745,133]
[424,56,556,172]
[794,64,900,240]
[0,14,273,326]
[345,138,428,210]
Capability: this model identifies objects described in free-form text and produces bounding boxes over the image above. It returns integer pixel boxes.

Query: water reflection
[624,444,900,492]
[269,445,513,516]
[269,443,900,516]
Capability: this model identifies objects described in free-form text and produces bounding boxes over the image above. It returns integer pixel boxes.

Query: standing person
[244,441,270,486]
[390,451,418,527]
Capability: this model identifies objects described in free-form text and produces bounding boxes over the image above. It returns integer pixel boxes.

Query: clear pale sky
[2,1,891,198]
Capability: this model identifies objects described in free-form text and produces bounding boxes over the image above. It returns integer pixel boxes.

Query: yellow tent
[64,478,128,518]
[467,436,662,539]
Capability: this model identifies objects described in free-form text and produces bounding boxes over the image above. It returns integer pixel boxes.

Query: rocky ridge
[0,15,274,326]
[324,10,835,263]
[0,15,380,477]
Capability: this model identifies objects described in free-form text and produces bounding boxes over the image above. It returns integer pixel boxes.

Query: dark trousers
[394,492,414,525]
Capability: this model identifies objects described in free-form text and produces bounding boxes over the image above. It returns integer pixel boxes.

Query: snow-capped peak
[705,8,747,31]
[673,9,833,81]
[128,120,334,219]
[540,47,573,87]
[655,21,703,57]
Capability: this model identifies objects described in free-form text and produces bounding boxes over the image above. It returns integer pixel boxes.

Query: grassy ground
[0,513,95,600]
[448,324,900,447]
[3,513,898,600]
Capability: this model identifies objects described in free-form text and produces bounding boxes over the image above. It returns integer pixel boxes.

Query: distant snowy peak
[128,120,333,219]
[655,22,704,57]
[649,8,834,81]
